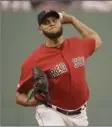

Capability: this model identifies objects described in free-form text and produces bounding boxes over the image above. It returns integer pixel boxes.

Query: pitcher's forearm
[16,92,29,106]
[71,16,102,49]
[71,17,100,38]
[15,92,39,107]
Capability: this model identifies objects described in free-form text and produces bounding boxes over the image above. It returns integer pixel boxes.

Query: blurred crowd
[0,0,112,12]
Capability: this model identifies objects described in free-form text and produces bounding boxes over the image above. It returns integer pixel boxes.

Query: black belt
[47,104,85,115]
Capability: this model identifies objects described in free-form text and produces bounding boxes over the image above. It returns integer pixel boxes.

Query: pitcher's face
[39,16,63,39]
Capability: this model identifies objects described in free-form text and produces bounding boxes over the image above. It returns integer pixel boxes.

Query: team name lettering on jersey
[49,62,67,78]
[72,57,85,68]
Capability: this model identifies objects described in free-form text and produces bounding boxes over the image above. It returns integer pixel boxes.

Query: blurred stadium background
[0,0,112,12]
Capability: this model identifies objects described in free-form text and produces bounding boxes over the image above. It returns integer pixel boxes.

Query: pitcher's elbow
[15,96,19,104]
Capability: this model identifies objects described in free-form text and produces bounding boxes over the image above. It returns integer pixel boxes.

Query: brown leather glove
[28,66,51,106]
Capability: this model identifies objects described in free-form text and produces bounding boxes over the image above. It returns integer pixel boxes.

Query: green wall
[0,13,1,126]
[1,11,112,126]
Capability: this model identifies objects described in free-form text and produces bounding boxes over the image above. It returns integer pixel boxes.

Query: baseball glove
[28,66,51,106]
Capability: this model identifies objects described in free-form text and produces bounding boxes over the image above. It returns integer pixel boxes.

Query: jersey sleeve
[68,36,95,58]
[81,37,96,57]
[16,46,43,94]
[16,58,35,94]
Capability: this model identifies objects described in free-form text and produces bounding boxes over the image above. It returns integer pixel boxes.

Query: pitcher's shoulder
[21,44,44,67]
[65,36,82,45]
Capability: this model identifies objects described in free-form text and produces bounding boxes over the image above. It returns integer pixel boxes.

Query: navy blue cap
[37,10,60,25]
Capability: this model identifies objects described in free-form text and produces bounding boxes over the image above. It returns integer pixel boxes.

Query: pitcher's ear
[38,26,43,33]
[38,26,41,31]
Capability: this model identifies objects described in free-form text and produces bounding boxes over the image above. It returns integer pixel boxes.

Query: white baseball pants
[35,104,88,126]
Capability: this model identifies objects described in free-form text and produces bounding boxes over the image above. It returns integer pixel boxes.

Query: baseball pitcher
[16,10,102,126]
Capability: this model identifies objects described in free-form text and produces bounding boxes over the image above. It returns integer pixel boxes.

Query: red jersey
[17,36,95,110]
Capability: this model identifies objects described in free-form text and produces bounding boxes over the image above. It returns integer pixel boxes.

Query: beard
[43,26,63,40]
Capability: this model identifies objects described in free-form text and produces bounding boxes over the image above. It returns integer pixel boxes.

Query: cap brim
[40,11,60,24]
